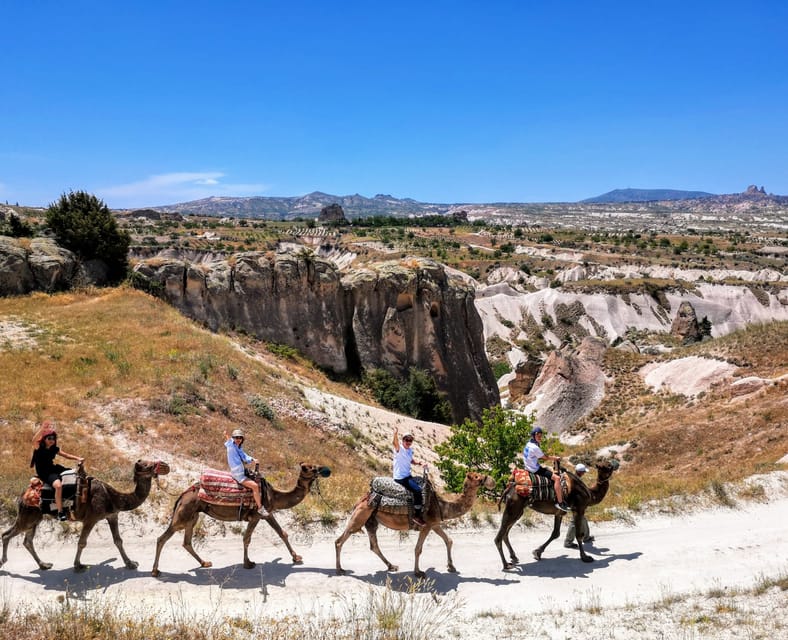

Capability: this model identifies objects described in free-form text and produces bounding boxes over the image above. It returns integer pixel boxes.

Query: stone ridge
[132,252,499,423]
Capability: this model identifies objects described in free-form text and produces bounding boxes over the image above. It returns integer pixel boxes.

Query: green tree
[436,406,537,493]
[363,367,452,423]
[45,190,131,283]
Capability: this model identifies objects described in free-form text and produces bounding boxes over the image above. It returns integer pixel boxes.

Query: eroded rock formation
[132,252,498,422]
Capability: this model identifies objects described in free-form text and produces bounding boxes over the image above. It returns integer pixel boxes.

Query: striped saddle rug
[512,469,554,501]
[197,469,254,507]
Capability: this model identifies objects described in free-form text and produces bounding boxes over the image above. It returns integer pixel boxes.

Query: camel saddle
[367,476,430,515]
[35,469,80,516]
[197,468,268,508]
[511,469,568,502]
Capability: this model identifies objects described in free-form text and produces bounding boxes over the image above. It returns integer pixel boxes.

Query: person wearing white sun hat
[564,462,594,548]
[224,428,268,516]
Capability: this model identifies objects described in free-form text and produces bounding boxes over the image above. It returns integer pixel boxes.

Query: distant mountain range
[129,186,784,220]
[146,192,454,220]
[581,188,716,203]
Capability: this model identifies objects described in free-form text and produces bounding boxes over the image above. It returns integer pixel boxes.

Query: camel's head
[299,463,331,483]
[134,459,171,478]
[465,472,496,491]
[595,459,620,481]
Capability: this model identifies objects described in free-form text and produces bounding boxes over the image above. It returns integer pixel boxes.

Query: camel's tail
[497,480,514,511]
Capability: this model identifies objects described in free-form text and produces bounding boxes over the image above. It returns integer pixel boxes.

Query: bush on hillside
[363,367,452,424]
[45,190,131,283]
[435,406,562,493]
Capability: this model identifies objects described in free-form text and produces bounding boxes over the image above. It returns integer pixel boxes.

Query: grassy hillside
[1,286,786,525]
[0,287,373,519]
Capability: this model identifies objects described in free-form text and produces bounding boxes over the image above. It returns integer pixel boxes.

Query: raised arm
[392,428,400,452]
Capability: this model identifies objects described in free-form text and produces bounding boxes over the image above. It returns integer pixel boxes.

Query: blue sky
[2,1,787,208]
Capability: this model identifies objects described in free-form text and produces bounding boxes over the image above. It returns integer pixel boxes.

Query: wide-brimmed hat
[231,429,245,439]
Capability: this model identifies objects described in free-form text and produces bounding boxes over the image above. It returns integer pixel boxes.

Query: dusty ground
[1,473,787,639]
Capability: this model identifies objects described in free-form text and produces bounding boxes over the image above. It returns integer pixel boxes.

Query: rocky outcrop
[317,203,349,225]
[518,337,608,433]
[132,252,498,423]
[507,355,541,401]
[0,236,108,295]
[671,301,702,344]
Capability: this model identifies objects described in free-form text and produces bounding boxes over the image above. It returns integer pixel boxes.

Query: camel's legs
[2,517,51,571]
[365,517,398,572]
[261,514,303,564]
[334,504,375,575]
[532,514,564,561]
[568,509,595,563]
[107,514,137,570]
[430,525,456,573]
[180,516,212,568]
[241,519,261,569]
[411,525,434,577]
[73,519,97,572]
[494,500,525,570]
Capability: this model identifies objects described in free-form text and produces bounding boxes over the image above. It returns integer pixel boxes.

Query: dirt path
[2,478,787,638]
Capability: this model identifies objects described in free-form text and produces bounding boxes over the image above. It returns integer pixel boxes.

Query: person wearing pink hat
[30,421,84,521]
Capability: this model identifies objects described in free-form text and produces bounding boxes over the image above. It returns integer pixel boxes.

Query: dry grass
[0,287,373,519]
[569,321,788,512]
[1,287,786,524]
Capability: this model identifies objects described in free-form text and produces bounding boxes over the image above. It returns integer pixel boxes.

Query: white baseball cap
[575,463,588,474]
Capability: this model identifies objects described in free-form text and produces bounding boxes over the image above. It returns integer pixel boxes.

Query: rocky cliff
[132,252,499,423]
[0,236,108,295]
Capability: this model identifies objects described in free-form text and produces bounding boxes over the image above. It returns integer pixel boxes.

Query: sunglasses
[403,438,414,443]
[45,435,57,441]
[233,436,244,441]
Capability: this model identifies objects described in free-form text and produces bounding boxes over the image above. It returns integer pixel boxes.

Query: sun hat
[402,433,414,440]
[231,429,245,438]
[575,463,588,474]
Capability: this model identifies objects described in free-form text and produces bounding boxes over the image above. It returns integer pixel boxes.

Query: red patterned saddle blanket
[513,469,552,500]
[197,469,253,507]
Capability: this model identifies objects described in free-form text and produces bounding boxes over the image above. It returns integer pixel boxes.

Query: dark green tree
[699,315,713,338]
[435,406,537,493]
[363,367,452,423]
[46,190,131,283]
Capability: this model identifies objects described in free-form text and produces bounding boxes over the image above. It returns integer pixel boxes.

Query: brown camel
[1,459,170,572]
[494,459,619,569]
[335,470,495,578]
[151,463,330,577]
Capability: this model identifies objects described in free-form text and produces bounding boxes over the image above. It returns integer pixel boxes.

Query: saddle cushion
[368,476,426,512]
[38,469,79,514]
[513,469,553,501]
[197,468,253,507]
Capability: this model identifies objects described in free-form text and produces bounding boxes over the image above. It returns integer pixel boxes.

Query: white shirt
[393,445,414,480]
[523,440,545,473]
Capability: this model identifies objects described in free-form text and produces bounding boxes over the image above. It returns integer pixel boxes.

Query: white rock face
[639,357,738,397]
[476,283,788,345]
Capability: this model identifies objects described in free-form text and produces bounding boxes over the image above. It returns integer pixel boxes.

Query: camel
[151,463,330,577]
[1,459,170,572]
[494,459,619,569]
[335,470,495,578]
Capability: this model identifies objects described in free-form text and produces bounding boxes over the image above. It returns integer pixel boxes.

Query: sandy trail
[2,484,787,636]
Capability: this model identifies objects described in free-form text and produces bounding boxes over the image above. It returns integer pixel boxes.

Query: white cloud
[98,172,269,208]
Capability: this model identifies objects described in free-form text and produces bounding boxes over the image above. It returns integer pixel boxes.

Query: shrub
[363,368,452,423]
[45,190,131,283]
[435,406,536,493]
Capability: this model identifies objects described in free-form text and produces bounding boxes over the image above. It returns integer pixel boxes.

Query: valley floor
[2,472,787,639]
